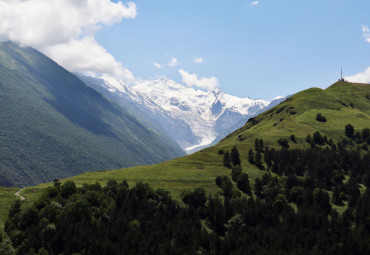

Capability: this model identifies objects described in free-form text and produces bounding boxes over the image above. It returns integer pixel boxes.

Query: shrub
[313,131,325,145]
[181,188,206,208]
[316,113,327,122]
[277,138,289,149]
[217,149,225,155]
[290,134,297,143]
[305,134,312,143]
[60,180,77,199]
[345,124,354,138]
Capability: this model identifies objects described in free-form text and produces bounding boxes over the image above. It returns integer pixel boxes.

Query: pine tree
[259,138,264,152]
[255,151,264,170]
[254,138,264,152]
[230,146,241,166]
[223,152,231,168]
[236,173,252,195]
[264,147,272,168]
[254,139,259,151]
[248,149,255,164]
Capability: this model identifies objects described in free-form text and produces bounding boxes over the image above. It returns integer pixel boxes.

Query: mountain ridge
[81,74,282,153]
[0,41,184,187]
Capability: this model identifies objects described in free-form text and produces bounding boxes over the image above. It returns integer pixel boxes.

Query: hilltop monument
[339,68,346,82]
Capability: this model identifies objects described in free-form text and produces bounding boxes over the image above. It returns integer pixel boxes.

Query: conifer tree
[230,146,241,166]
[254,138,264,152]
[248,149,255,164]
[345,124,355,138]
[254,138,259,151]
[259,138,264,152]
[255,151,264,170]
[223,152,231,168]
[236,173,252,195]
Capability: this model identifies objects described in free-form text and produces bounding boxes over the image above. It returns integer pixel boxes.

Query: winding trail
[15,189,25,200]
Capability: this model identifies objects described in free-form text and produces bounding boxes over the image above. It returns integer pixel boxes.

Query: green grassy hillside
[221,81,370,148]
[13,81,369,208]
[0,41,184,188]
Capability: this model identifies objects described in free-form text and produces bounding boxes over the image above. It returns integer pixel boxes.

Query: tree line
[3,124,370,254]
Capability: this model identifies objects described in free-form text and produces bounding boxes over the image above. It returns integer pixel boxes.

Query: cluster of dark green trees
[5,180,213,254]
[3,125,370,254]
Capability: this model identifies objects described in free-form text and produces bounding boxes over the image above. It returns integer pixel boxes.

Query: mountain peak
[132,78,273,152]
[81,73,278,153]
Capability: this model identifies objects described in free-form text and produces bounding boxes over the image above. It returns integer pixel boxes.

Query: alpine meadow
[0,1,370,254]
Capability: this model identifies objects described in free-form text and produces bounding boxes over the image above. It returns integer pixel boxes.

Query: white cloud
[251,1,259,6]
[0,0,137,82]
[179,69,219,90]
[153,62,162,69]
[169,58,179,67]
[44,37,135,82]
[346,27,370,84]
[361,25,370,43]
[345,67,370,84]
[194,57,203,64]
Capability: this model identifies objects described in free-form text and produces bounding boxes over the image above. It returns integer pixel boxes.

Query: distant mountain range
[0,41,184,187]
[79,74,286,153]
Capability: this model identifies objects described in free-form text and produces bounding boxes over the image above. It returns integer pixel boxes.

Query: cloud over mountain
[346,25,370,84]
[0,0,136,81]
[179,69,219,90]
[346,67,370,84]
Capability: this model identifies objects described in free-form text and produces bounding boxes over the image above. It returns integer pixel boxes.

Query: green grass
[0,187,19,228]
[221,81,370,148]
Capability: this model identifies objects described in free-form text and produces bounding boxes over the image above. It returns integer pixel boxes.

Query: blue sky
[0,0,369,100]
[95,0,370,99]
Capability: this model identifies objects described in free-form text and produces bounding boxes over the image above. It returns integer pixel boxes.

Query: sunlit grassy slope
[221,81,370,147]
[17,81,370,204]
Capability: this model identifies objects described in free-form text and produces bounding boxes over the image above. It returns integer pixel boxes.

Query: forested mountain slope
[0,41,184,187]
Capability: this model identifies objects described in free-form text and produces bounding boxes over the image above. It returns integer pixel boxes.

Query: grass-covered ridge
[222,81,370,148]
[14,81,370,204]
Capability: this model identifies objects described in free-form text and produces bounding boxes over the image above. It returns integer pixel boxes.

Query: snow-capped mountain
[79,74,284,153]
[134,79,270,152]
[77,74,197,150]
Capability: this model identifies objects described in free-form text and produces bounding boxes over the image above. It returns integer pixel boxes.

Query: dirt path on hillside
[15,189,25,200]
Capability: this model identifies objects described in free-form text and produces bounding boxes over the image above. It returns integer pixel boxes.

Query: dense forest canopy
[2,125,370,254]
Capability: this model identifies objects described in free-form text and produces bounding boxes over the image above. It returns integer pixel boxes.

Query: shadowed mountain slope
[0,41,184,187]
